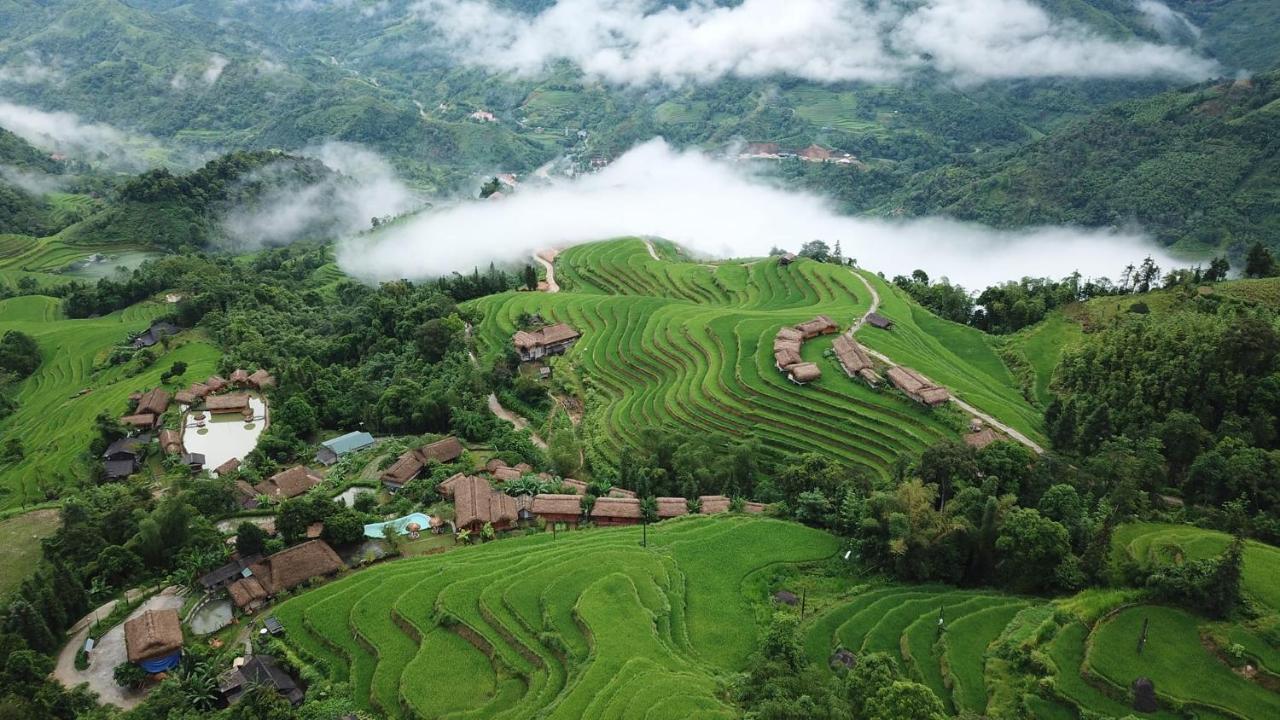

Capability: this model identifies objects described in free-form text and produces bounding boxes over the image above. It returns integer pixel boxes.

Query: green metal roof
[321,431,374,455]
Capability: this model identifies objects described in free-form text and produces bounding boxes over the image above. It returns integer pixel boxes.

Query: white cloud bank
[219,142,418,250]
[0,100,144,168]
[337,139,1178,289]
[410,0,1219,86]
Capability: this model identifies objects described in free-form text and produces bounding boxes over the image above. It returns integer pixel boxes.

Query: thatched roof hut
[559,478,588,495]
[227,540,343,608]
[796,315,838,339]
[655,497,688,519]
[743,501,767,514]
[452,475,518,531]
[230,369,250,386]
[865,312,893,330]
[789,362,822,384]
[159,429,182,455]
[492,466,522,482]
[886,366,950,406]
[775,327,804,343]
[436,472,469,498]
[248,369,276,390]
[227,577,268,609]
[186,381,211,399]
[135,388,172,416]
[124,609,183,669]
[382,436,464,489]
[206,393,252,414]
[591,496,643,524]
[120,413,157,429]
[774,348,803,370]
[608,487,638,499]
[254,466,322,500]
[699,495,731,514]
[531,494,583,522]
[205,375,228,393]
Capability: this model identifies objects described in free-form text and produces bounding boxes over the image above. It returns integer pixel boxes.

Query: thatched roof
[244,540,342,597]
[773,338,802,354]
[485,458,508,473]
[175,391,197,405]
[833,335,873,374]
[591,496,643,520]
[227,577,268,608]
[774,348,803,370]
[699,495,731,514]
[254,466,322,500]
[421,436,463,463]
[513,462,533,473]
[796,315,838,338]
[381,451,424,486]
[136,388,171,416]
[775,327,804,343]
[120,413,156,428]
[559,478,588,495]
[608,487,638,499]
[964,427,1000,450]
[205,375,228,392]
[492,466,522,482]
[248,369,276,389]
[531,494,582,516]
[230,369,250,385]
[206,393,251,413]
[656,497,688,518]
[512,323,580,350]
[865,312,893,329]
[920,387,951,405]
[453,475,518,528]
[886,367,949,406]
[124,609,183,662]
[186,382,210,399]
[159,429,182,454]
[436,472,469,498]
[789,363,822,384]
[743,501,767,514]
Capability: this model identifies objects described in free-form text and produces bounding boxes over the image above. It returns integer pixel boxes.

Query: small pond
[63,251,164,279]
[189,598,233,635]
[182,393,268,471]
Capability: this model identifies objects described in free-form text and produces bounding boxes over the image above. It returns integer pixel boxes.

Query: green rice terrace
[0,294,220,508]
[468,239,1044,479]
[274,515,838,720]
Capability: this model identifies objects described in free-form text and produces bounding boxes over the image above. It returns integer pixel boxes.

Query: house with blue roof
[314,431,375,465]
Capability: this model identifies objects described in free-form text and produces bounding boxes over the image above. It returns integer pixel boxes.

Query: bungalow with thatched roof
[865,312,893,330]
[832,335,882,387]
[450,475,518,532]
[656,497,689,519]
[492,466,522,482]
[796,315,838,339]
[248,369,276,390]
[964,420,1001,450]
[698,495,731,514]
[591,497,643,525]
[186,381,211,399]
[778,252,797,266]
[558,478,588,495]
[174,390,197,405]
[124,609,183,672]
[743,501,767,514]
[198,554,263,591]
[226,540,344,610]
[774,347,803,371]
[531,494,583,526]
[885,366,950,407]
[135,388,172,417]
[205,375,228,393]
[254,466,322,501]
[205,393,252,415]
[789,362,822,384]
[230,369,250,386]
[512,323,581,362]
[120,412,157,430]
[215,457,241,477]
[381,436,464,491]
[159,429,182,455]
[608,487,638,499]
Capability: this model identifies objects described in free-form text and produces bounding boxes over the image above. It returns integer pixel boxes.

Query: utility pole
[1137,617,1149,655]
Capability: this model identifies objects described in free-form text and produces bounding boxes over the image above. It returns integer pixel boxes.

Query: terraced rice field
[467,239,1042,479]
[275,515,838,719]
[0,233,155,289]
[1112,522,1280,611]
[804,585,1036,714]
[0,295,220,507]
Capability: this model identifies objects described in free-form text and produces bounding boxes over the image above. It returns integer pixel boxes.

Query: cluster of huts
[200,539,345,612]
[774,315,839,384]
[233,465,324,509]
[380,436,466,491]
[832,334,882,387]
[512,322,580,362]
[885,366,950,407]
[174,368,275,415]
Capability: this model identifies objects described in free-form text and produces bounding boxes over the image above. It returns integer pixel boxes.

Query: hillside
[891,71,1280,255]
[468,240,1042,481]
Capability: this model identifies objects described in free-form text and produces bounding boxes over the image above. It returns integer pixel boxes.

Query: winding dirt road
[845,269,1044,454]
[488,393,548,449]
[643,239,660,261]
[534,250,559,293]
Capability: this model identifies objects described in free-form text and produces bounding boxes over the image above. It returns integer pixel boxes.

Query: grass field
[0,232,156,290]
[0,508,59,598]
[1112,522,1280,612]
[0,295,221,508]
[1002,312,1084,405]
[275,515,837,719]
[803,584,1036,714]
[466,239,1042,480]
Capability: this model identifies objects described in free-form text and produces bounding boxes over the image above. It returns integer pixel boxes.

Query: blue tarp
[138,651,181,673]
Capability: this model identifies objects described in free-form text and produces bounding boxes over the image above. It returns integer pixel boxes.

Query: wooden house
[512,323,581,362]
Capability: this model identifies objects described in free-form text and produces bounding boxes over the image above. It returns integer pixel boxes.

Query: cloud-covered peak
[410,0,1219,86]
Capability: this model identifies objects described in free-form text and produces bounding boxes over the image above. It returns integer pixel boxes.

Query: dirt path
[642,239,660,261]
[846,268,1044,454]
[488,393,548,449]
[53,587,185,709]
[534,250,559,293]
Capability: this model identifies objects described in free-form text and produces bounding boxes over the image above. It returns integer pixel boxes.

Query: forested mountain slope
[889,71,1280,255]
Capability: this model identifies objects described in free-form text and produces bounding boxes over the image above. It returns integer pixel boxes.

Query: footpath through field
[535,250,560,293]
[846,269,1044,454]
[487,393,548,449]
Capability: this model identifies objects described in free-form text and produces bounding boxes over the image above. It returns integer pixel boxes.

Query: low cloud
[337,139,1179,289]
[203,55,230,84]
[0,164,64,195]
[218,142,418,250]
[0,100,141,170]
[1135,0,1201,42]
[410,0,1219,86]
